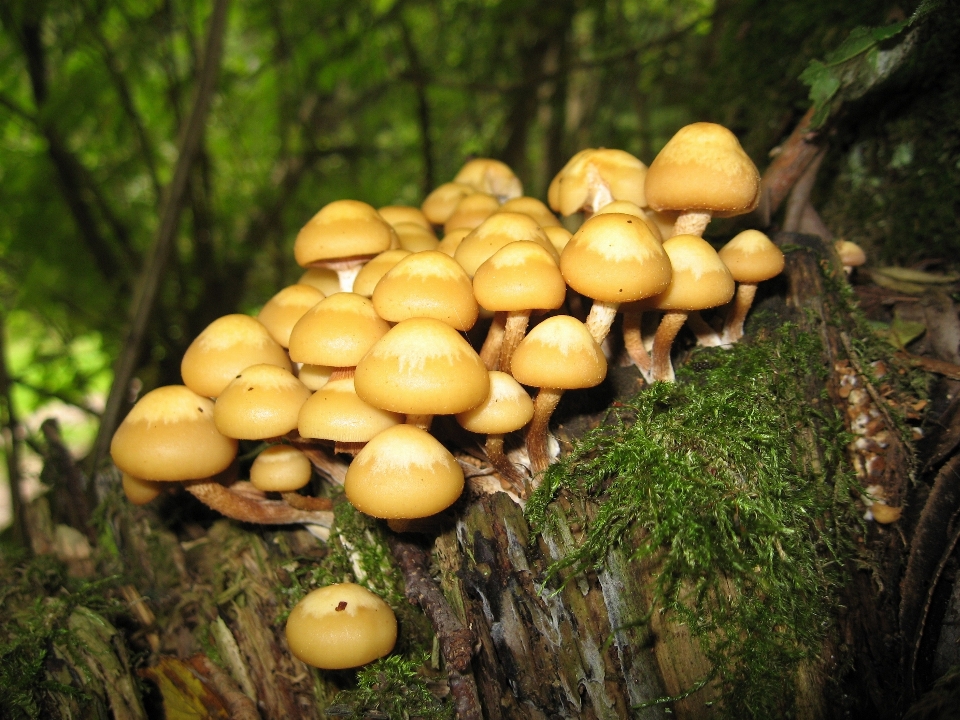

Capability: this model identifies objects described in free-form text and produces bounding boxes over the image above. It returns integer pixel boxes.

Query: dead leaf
[139,656,232,720]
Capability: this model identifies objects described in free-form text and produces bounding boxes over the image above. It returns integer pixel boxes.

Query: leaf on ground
[139,656,231,720]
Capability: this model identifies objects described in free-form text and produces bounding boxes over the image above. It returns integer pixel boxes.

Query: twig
[895,351,960,381]
[385,534,476,674]
[756,107,822,226]
[783,148,826,233]
[88,0,232,476]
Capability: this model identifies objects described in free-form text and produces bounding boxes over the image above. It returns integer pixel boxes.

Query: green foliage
[331,654,453,720]
[526,324,859,718]
[0,549,124,720]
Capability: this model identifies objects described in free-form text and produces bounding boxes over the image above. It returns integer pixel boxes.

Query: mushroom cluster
[111,125,791,519]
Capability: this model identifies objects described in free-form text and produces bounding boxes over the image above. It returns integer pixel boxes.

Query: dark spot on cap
[336,601,348,611]
[247,387,254,391]
[627,220,633,223]
[197,407,203,412]
[236,374,242,378]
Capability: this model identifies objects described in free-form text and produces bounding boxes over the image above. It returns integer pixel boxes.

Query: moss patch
[526,323,860,718]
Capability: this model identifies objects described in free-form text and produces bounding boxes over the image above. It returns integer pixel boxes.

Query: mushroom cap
[436,228,472,257]
[344,425,464,518]
[213,364,311,440]
[372,251,479,330]
[543,226,573,255]
[456,371,534,434]
[298,377,403,443]
[835,240,866,267]
[297,364,333,391]
[354,317,489,415]
[453,158,523,200]
[393,221,440,253]
[560,213,672,303]
[497,196,562,228]
[472,241,566,312]
[594,201,663,242]
[511,316,607,389]
[443,192,501,234]
[650,234,736,311]
[110,385,238,481]
[352,249,412,297]
[121,473,164,505]
[548,148,648,216]
[288,293,391,367]
[298,267,342,296]
[181,314,292,398]
[285,583,397,669]
[249,445,312,492]
[377,205,432,230]
[257,284,326,348]
[645,123,760,218]
[294,200,398,267]
[421,182,474,225]
[454,212,559,277]
[718,229,784,284]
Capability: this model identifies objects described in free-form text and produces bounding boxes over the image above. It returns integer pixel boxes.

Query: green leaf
[821,22,907,67]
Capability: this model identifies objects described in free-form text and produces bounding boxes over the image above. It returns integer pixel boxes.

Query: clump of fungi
[111,129,803,672]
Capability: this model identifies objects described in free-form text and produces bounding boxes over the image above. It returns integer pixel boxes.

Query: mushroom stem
[672,211,711,238]
[688,310,724,347]
[484,434,528,496]
[584,300,620,345]
[499,311,531,375]
[405,414,434,431]
[526,387,564,479]
[651,310,689,383]
[185,480,334,526]
[622,309,651,375]
[721,282,758,345]
[281,492,334,511]
[479,312,507,370]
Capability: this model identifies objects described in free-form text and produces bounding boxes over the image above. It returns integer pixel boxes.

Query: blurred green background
[0,0,956,531]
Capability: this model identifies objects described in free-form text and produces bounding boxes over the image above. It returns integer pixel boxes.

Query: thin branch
[7,377,101,417]
[88,0,232,475]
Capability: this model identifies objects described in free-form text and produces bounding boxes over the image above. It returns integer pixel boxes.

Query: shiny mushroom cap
[454,212,558,277]
[285,583,397,669]
[213,364,311,440]
[649,234,736,311]
[645,122,760,218]
[293,199,398,267]
[344,425,465,519]
[249,445,312,493]
[497,196,562,228]
[352,249,412,297]
[560,213,672,303]
[455,371,534,434]
[372,251,479,330]
[354,317,489,416]
[392,222,439,253]
[548,148,648,216]
[181,314,291,398]
[511,316,607,390]
[298,377,403,443]
[718,229,785,284]
[443,192,501,234]
[377,205,432,230]
[110,385,238,482]
[257,284,325,348]
[421,182,475,225]
[288,293,391,367]
[453,158,523,201]
[472,241,566,313]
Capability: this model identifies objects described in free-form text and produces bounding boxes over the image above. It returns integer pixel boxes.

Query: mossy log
[5,234,925,720]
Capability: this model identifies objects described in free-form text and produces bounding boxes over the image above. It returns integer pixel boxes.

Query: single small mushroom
[717,229,785,345]
[213,364,311,440]
[421,182,475,227]
[510,316,607,476]
[354,317,489,430]
[352,249,412,297]
[344,424,465,519]
[121,472,165,506]
[288,292,391,381]
[443,192,501,235]
[372,250,479,331]
[453,158,523,201]
[392,221,440,253]
[248,445,331,512]
[257,284,326,348]
[285,583,397,669]
[298,376,403,455]
[647,235,735,382]
[835,240,866,276]
[645,122,760,238]
[559,212,672,346]
[548,148,648,218]
[293,199,398,292]
[455,370,534,495]
[471,240,567,374]
[181,314,292,398]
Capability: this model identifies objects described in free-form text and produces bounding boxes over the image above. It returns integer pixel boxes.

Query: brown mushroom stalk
[621,308,652,375]
[479,312,507,370]
[650,310,689,383]
[687,310,724,347]
[499,310,531,375]
[483,434,528,495]
[185,480,334,526]
[672,210,712,238]
[525,387,564,475]
[721,283,759,345]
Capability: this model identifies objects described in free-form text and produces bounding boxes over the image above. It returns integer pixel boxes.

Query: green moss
[329,654,453,720]
[0,550,125,720]
[526,324,860,718]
